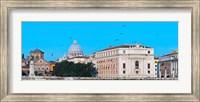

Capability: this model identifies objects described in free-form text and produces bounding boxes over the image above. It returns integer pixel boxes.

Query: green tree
[53,61,97,77]
[34,71,38,76]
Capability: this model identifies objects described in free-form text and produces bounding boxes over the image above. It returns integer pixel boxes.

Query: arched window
[135,61,139,69]
[36,54,39,59]
[147,63,150,68]
[123,50,126,54]
[46,67,49,70]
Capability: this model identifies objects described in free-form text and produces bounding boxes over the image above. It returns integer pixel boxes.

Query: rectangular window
[148,71,150,74]
[123,50,126,54]
[123,71,126,74]
[148,63,150,68]
[123,63,126,68]
[136,71,139,74]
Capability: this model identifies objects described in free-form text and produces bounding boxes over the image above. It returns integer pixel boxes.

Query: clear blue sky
[22,22,178,61]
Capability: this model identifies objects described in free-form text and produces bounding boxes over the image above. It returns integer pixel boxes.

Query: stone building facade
[34,58,50,75]
[158,51,178,78]
[30,49,44,61]
[93,43,156,78]
[22,49,50,76]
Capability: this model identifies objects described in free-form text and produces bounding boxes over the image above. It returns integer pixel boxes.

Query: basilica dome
[68,39,83,58]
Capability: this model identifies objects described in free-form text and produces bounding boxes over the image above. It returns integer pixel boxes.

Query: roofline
[161,53,178,57]
[96,44,152,52]
[30,48,44,53]
[34,58,49,64]
[68,56,89,60]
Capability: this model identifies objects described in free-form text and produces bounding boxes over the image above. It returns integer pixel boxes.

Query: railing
[159,56,178,62]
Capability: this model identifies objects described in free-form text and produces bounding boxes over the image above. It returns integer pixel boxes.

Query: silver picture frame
[0,0,199,101]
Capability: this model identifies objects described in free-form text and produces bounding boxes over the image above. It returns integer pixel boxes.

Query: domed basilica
[58,39,89,63]
[68,39,83,58]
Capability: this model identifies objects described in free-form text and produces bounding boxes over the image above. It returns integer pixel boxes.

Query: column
[158,62,161,78]
[176,61,178,77]
[170,61,174,77]
[131,59,133,75]
[174,62,177,73]
[160,69,161,78]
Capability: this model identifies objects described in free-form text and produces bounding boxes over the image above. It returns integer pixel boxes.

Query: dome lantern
[73,39,77,45]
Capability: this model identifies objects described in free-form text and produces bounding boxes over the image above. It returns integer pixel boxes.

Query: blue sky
[22,22,178,61]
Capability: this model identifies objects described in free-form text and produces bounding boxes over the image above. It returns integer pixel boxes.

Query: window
[36,55,39,59]
[148,63,150,68]
[148,51,150,54]
[38,67,40,70]
[123,71,126,74]
[148,71,150,74]
[135,61,139,69]
[136,71,139,74]
[123,50,126,54]
[42,67,44,70]
[123,63,126,68]
[40,60,42,63]
[46,67,49,70]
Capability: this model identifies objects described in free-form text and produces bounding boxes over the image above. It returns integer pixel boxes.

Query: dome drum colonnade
[68,39,84,58]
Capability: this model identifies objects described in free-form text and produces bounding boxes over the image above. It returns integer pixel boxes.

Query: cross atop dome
[73,38,77,45]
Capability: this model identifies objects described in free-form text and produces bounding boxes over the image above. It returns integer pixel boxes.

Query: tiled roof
[172,50,178,54]
[30,48,44,53]
[162,50,178,56]
[34,58,49,64]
